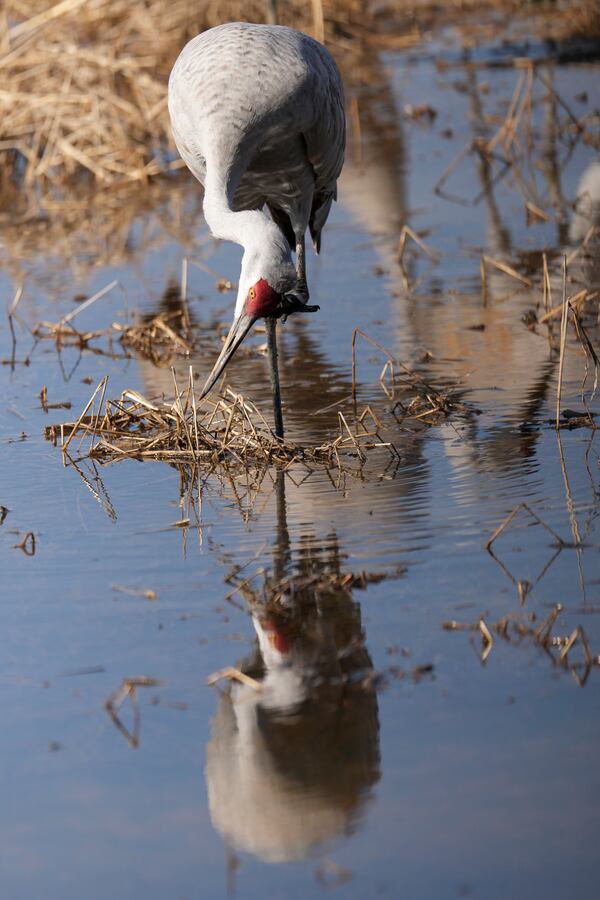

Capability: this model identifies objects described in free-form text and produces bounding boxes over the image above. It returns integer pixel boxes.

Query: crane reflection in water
[205,472,380,866]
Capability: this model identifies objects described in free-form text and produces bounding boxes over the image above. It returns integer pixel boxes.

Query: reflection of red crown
[264,618,291,655]
[246,278,280,317]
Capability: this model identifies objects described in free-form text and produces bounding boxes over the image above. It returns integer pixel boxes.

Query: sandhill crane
[206,602,380,864]
[168,22,345,437]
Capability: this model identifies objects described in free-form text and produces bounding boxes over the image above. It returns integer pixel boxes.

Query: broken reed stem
[338,410,365,461]
[480,256,488,306]
[559,627,593,666]
[556,255,569,428]
[542,252,550,313]
[526,201,551,223]
[90,375,108,453]
[171,367,194,450]
[311,0,325,43]
[485,501,566,552]
[479,618,493,662]
[62,375,108,454]
[180,257,190,334]
[397,225,438,263]
[486,71,525,153]
[59,279,118,326]
[189,365,200,454]
[539,289,597,325]
[352,327,428,397]
[534,604,563,644]
[481,255,533,288]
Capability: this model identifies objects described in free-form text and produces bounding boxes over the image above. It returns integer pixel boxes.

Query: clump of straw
[118,311,192,365]
[45,370,403,470]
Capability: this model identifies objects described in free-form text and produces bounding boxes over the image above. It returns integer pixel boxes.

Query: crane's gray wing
[301,43,346,253]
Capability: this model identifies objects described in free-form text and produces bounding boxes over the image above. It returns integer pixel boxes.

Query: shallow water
[1,19,600,900]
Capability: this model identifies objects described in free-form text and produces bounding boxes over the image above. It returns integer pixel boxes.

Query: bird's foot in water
[276,292,320,322]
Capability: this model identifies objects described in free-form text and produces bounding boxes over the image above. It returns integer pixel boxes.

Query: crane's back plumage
[168,22,345,251]
[168,23,345,417]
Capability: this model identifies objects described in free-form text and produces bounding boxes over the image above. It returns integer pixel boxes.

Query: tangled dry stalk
[45,377,401,469]
[118,310,192,365]
[444,604,600,686]
[44,334,466,471]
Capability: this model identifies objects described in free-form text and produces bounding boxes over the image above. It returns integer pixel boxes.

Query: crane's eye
[248,287,256,300]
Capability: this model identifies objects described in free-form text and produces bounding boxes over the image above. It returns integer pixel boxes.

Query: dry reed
[118,311,192,365]
[443,604,599,686]
[44,318,467,469]
[45,371,405,470]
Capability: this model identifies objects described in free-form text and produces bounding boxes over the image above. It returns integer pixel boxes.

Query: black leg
[266,317,284,439]
[295,233,309,301]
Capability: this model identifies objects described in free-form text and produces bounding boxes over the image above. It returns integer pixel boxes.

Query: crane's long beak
[199,311,256,400]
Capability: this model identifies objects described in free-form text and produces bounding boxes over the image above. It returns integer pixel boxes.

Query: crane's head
[199,224,296,400]
[244,278,281,318]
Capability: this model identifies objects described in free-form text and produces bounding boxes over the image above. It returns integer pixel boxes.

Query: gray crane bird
[168,22,345,437]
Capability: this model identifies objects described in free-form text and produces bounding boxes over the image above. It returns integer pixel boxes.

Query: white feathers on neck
[203,176,296,317]
[235,218,295,317]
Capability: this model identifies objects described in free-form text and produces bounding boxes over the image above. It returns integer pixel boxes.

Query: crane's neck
[203,171,296,316]
[203,172,271,251]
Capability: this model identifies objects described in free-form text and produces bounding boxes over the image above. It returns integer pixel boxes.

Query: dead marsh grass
[444,604,600,686]
[2,0,599,290]
[44,328,467,473]
[0,0,403,201]
[118,311,192,365]
[45,373,401,470]
[2,0,597,203]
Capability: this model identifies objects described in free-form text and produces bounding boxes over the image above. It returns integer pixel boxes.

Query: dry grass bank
[2,1,597,198]
[0,0,391,200]
[0,0,598,274]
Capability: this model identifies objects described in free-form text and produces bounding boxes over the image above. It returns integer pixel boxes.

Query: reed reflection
[205,473,380,864]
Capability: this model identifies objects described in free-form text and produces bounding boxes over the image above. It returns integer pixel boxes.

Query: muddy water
[1,23,600,900]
